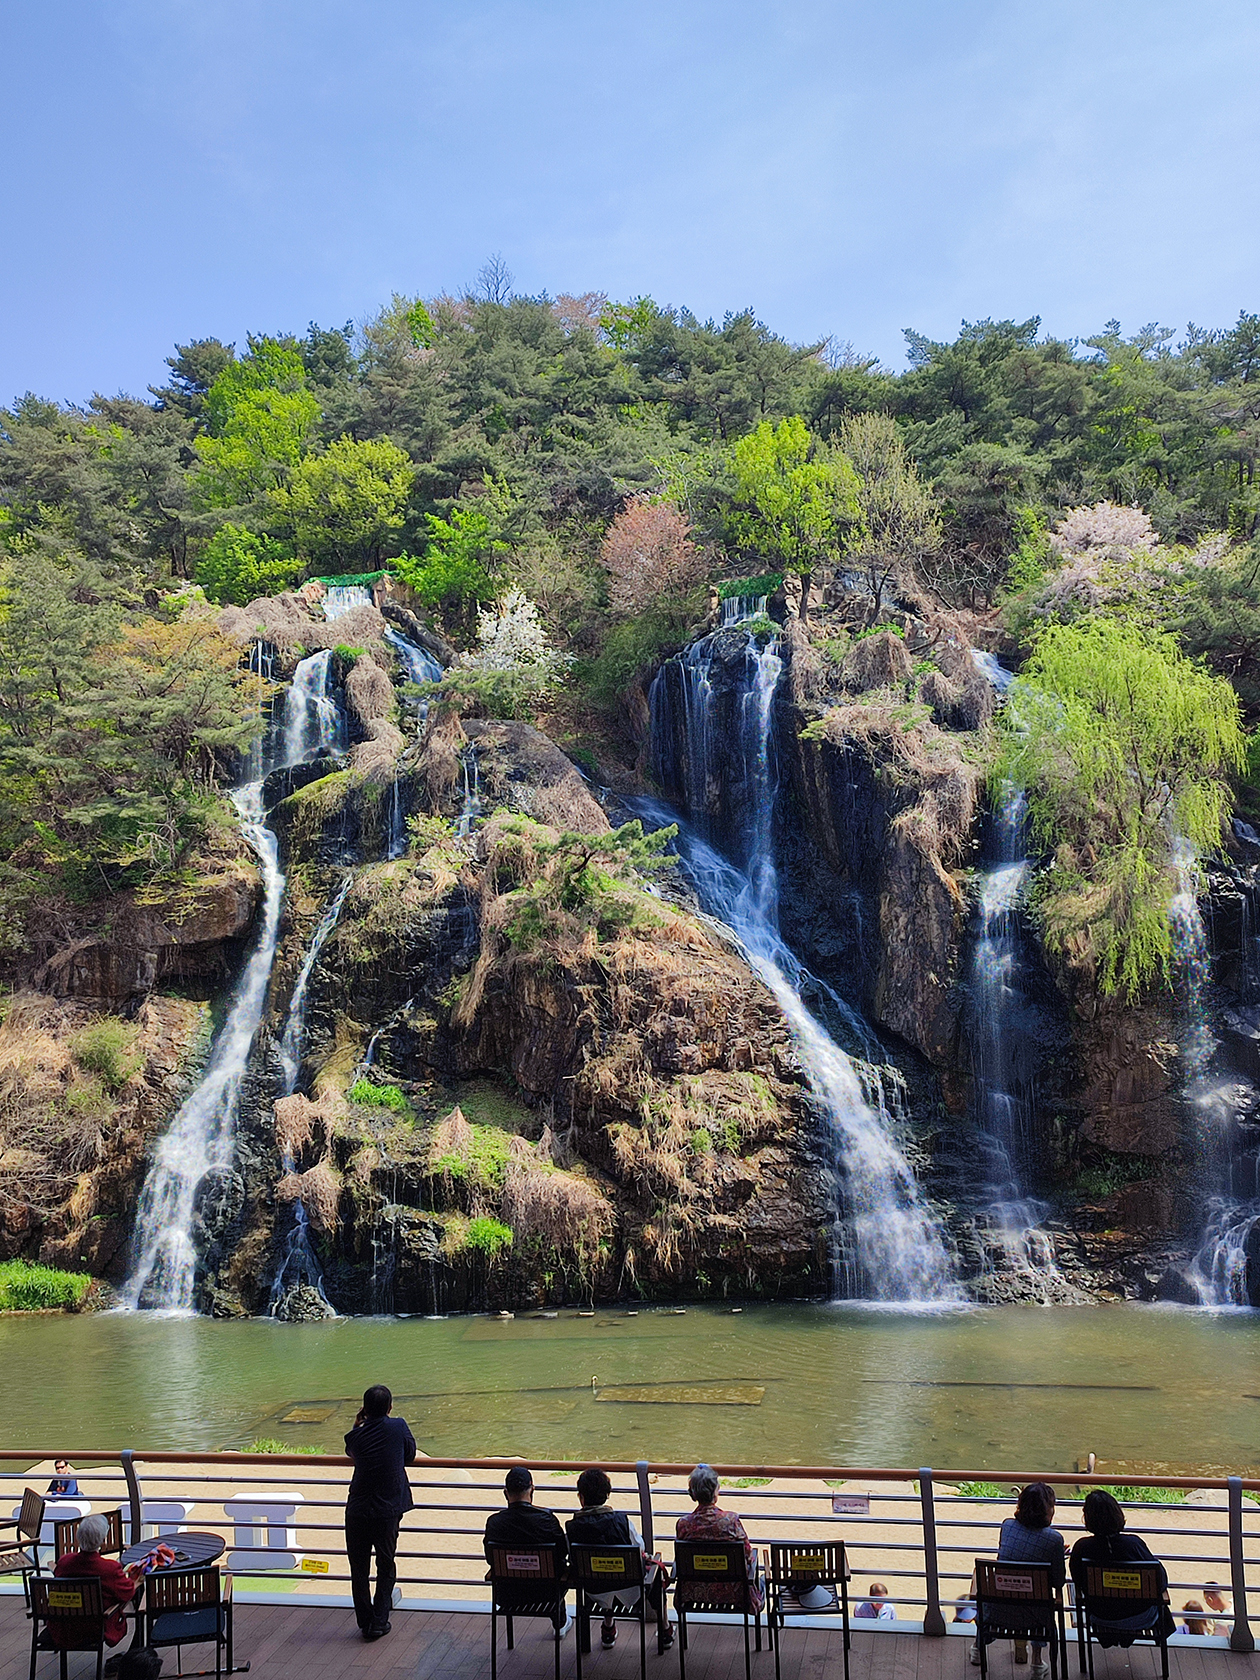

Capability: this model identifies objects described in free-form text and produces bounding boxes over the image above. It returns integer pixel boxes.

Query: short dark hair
[363,1385,392,1418]
[1082,1489,1125,1537]
[577,1468,612,1508]
[1015,1482,1056,1529]
[504,1466,534,1496]
[116,1649,163,1679]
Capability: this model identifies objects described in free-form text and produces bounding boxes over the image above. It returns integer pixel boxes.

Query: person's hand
[353,1409,365,1428]
[125,1563,143,1579]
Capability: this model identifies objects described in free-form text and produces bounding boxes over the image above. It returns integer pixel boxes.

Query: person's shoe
[1013,1641,1029,1664]
[1030,1665,1049,1679]
[602,1622,618,1648]
[658,1624,676,1654]
[557,1609,574,1639]
[363,1623,389,1642]
[969,1642,981,1666]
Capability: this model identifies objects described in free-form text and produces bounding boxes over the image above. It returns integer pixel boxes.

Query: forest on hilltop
[3,273,1260,999]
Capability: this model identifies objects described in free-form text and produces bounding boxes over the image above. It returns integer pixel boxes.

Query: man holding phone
[344,1384,417,1642]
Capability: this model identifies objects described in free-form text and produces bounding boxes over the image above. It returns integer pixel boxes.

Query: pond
[6,1301,1257,1474]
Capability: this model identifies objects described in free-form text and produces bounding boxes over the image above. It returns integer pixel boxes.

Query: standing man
[344,1384,416,1642]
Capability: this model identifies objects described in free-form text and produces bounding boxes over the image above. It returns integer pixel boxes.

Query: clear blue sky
[4,0,1259,403]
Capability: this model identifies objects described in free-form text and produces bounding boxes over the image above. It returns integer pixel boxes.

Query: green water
[5,1302,1258,1473]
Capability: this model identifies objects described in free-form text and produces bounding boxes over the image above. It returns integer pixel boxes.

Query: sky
[4,0,1260,404]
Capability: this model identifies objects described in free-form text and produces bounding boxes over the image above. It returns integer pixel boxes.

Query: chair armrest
[644,1562,661,1585]
[222,1572,233,1601]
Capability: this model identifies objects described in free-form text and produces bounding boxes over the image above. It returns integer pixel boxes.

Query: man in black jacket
[484,1466,570,1633]
[566,1467,673,1651]
[344,1384,417,1641]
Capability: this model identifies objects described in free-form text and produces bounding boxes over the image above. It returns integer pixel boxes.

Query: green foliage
[312,569,391,588]
[245,1438,321,1455]
[584,604,697,706]
[193,337,319,508]
[954,1481,1008,1498]
[271,435,413,568]
[463,1215,514,1256]
[718,573,782,600]
[855,621,905,639]
[432,1124,514,1191]
[195,523,302,604]
[727,415,864,572]
[348,1077,411,1113]
[999,618,1246,996]
[70,1018,140,1089]
[0,1259,92,1311]
[1099,1485,1187,1505]
[498,818,676,950]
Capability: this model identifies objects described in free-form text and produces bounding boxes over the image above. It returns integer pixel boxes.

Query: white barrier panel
[121,1500,196,1540]
[224,1491,305,1571]
[13,1499,92,1549]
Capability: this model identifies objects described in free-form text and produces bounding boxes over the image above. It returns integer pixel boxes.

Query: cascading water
[267,875,353,1314]
[323,584,374,618]
[646,619,959,1303]
[383,627,444,858]
[456,748,483,839]
[1180,843,1260,1304]
[966,787,1062,1292]
[122,645,347,1313]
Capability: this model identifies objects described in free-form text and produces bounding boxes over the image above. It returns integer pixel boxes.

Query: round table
[120,1530,225,1571]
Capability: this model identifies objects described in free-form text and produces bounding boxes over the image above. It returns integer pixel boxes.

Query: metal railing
[2,1453,1254,1654]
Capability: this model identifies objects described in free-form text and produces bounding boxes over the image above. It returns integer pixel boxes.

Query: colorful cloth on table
[675,1505,764,1612]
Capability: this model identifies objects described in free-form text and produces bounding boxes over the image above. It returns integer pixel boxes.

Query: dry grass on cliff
[276,1160,343,1233]
[502,1134,613,1279]
[217,595,388,654]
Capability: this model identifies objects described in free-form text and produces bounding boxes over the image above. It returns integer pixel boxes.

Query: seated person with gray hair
[51,1512,143,1666]
[675,1464,764,1611]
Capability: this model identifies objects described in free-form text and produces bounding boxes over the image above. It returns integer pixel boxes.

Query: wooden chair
[53,1510,125,1560]
[488,1542,568,1680]
[569,1542,653,1680]
[142,1566,235,1679]
[0,1488,46,1609]
[974,1559,1067,1680]
[766,1541,850,1680]
[673,1540,765,1680]
[1076,1561,1169,1680]
[29,1574,109,1680]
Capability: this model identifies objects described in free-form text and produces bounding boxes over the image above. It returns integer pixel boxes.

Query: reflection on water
[3,1303,1257,1473]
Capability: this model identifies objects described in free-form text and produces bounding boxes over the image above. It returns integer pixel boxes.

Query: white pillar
[223,1491,305,1571]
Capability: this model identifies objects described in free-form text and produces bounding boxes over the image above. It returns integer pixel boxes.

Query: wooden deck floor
[7,1598,1260,1680]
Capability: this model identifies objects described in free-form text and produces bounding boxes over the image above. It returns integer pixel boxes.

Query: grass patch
[1100,1484,1187,1505]
[731,1476,772,1488]
[464,1216,514,1256]
[245,1438,322,1455]
[69,1018,140,1089]
[348,1077,411,1114]
[718,573,782,600]
[954,1481,1009,1498]
[0,1260,92,1311]
[431,1120,514,1191]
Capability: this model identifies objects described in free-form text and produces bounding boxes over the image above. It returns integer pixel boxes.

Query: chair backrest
[32,1573,105,1625]
[975,1560,1056,1607]
[675,1541,749,1585]
[1082,1562,1164,1614]
[54,1509,125,1559]
[145,1567,223,1614]
[569,1543,645,1592]
[768,1542,847,1589]
[17,1487,45,1543]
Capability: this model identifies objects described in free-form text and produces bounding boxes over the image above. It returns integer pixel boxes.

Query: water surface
[4,1303,1258,1473]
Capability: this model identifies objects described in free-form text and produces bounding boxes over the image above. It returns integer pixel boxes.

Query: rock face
[36,869,261,1003]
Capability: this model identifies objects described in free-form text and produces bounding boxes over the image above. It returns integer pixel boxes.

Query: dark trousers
[345,1503,401,1630]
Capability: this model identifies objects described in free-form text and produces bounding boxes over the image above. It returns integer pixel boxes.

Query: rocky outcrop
[36,868,261,1003]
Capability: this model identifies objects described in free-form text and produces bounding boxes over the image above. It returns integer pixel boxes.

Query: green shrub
[1100,1484,1187,1505]
[463,1216,514,1256]
[954,1481,1008,1498]
[718,573,782,600]
[0,1260,92,1311]
[245,1438,321,1455]
[432,1123,513,1190]
[70,1018,140,1089]
[333,644,365,662]
[348,1077,411,1113]
[855,621,905,639]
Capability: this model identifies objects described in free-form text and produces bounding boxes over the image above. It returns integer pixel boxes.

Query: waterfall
[121,647,345,1313]
[383,627,444,859]
[646,624,959,1303]
[456,748,483,839]
[721,593,768,626]
[323,584,373,619]
[267,876,353,1314]
[967,787,1062,1291]
[120,782,286,1312]
[280,649,342,763]
[1183,843,1260,1305]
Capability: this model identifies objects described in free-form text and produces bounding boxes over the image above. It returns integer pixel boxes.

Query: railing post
[121,1450,143,1549]
[636,1461,655,1556]
[1228,1476,1254,1652]
[919,1468,946,1636]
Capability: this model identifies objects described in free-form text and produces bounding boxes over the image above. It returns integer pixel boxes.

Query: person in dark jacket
[1069,1490,1174,1648]
[344,1384,417,1642]
[47,1459,81,1497]
[484,1467,570,1633]
[566,1467,673,1652]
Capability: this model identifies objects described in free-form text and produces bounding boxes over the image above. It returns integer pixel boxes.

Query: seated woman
[675,1464,764,1613]
[566,1467,673,1652]
[1179,1601,1210,1636]
[51,1511,142,1656]
[1069,1490,1174,1649]
[972,1483,1065,1678]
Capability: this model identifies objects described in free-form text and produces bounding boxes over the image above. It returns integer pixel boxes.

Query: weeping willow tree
[997,618,1246,998]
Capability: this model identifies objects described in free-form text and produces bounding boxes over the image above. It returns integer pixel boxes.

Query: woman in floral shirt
[675,1465,765,1611]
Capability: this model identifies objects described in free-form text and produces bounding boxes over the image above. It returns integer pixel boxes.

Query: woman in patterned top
[675,1465,765,1612]
[972,1483,1066,1679]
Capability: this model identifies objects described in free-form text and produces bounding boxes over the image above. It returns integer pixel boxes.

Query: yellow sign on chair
[694,1555,728,1571]
[591,1557,625,1574]
[792,1554,826,1572]
[1101,1571,1142,1592]
[47,1590,84,1609]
